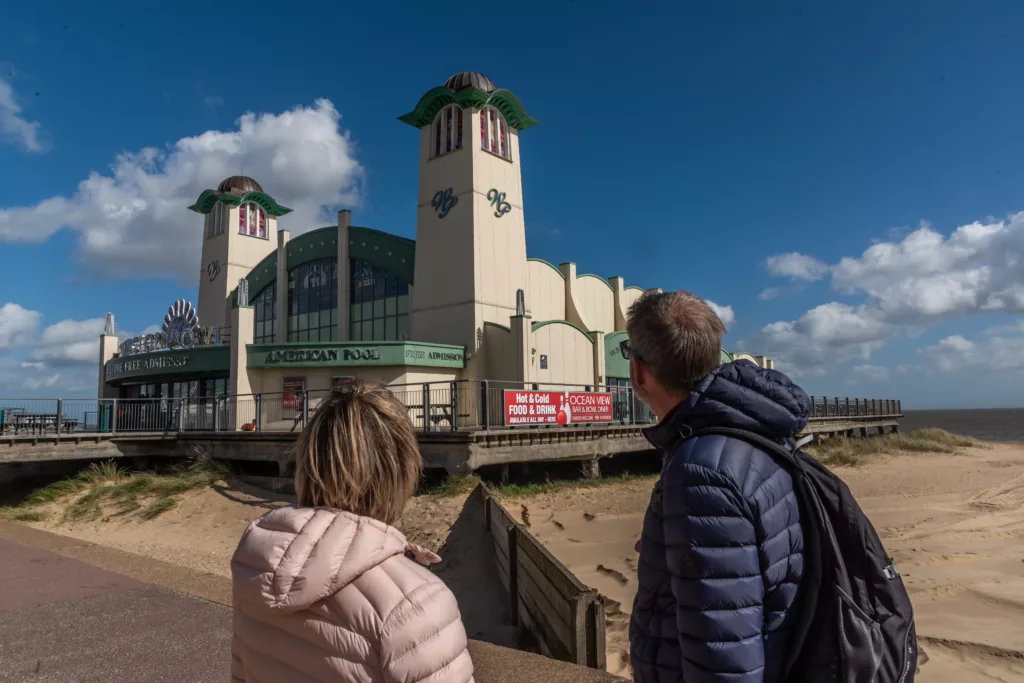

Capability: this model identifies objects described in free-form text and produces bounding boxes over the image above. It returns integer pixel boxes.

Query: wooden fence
[473,482,606,670]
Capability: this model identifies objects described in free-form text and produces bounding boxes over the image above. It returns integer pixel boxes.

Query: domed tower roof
[217,175,264,196]
[443,72,496,94]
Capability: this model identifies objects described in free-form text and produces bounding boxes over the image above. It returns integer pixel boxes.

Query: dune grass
[8,458,228,523]
[807,428,983,466]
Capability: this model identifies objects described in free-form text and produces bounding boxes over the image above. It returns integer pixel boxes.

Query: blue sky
[1,1,1022,407]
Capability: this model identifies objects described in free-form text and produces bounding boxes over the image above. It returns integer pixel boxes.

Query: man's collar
[641,399,691,451]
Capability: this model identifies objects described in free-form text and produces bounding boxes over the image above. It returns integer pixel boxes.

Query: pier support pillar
[581,457,601,479]
[860,427,868,437]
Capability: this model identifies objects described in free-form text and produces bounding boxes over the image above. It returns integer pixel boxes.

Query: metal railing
[0,386,902,436]
[808,396,901,419]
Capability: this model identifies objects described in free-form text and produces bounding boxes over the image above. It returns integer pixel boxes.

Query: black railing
[0,385,903,436]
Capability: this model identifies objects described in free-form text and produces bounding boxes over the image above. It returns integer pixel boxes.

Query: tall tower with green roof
[188,175,292,330]
[399,72,538,371]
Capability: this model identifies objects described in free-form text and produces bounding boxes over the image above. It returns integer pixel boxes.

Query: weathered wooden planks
[474,482,608,671]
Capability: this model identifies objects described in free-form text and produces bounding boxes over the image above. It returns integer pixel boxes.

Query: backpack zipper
[897,625,915,683]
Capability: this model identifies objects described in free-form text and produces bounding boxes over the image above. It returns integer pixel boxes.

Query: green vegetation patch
[13,459,227,522]
[808,428,984,467]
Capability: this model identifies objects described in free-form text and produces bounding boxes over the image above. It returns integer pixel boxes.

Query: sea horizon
[899,407,1024,442]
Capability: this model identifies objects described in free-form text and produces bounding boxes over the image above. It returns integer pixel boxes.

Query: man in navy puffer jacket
[625,290,811,683]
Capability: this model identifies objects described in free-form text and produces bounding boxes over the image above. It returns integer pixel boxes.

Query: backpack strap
[689,426,804,471]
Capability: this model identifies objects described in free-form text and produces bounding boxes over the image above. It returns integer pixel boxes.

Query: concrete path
[0,536,231,683]
[0,522,624,683]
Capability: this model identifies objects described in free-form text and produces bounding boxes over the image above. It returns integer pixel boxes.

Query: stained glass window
[238,202,268,239]
[479,106,512,160]
[431,104,465,159]
[445,106,452,152]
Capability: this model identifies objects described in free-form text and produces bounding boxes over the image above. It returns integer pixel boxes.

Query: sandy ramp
[501,443,1024,682]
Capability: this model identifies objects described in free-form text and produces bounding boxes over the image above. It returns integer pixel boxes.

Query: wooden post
[570,592,588,666]
[480,380,489,429]
[897,399,901,415]
[508,525,519,626]
[587,594,607,670]
[834,397,839,416]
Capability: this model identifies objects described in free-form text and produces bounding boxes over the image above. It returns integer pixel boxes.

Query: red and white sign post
[503,390,614,426]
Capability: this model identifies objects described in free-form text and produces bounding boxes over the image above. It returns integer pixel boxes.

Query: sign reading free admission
[503,390,614,426]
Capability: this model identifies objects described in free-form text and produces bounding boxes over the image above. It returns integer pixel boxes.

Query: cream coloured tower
[188,176,292,329]
[400,72,539,375]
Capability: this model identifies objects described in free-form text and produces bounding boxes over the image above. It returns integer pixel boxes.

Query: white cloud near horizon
[0,303,41,349]
[747,212,1024,377]
[0,75,46,153]
[921,331,1024,374]
[0,99,364,282]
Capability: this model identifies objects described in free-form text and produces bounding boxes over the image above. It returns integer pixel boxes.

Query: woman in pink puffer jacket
[230,381,474,682]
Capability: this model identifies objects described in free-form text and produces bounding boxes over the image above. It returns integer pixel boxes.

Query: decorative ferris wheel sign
[117,299,223,357]
[163,299,200,348]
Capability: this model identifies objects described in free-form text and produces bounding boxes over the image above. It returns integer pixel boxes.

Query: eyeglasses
[619,339,640,361]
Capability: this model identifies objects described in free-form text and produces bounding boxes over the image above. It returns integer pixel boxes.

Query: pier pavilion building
[97,71,774,412]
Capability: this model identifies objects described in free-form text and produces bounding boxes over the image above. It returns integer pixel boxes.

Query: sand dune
[500,442,1024,681]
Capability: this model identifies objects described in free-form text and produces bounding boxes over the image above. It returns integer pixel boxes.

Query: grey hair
[626,289,726,393]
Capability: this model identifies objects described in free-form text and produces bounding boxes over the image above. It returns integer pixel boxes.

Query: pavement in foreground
[0,522,624,683]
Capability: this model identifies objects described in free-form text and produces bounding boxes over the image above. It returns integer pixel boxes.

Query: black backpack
[690,427,918,683]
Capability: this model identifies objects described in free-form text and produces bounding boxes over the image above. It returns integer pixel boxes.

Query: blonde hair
[293,380,422,524]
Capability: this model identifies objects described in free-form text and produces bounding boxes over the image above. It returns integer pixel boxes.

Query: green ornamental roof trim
[624,285,646,293]
[720,349,733,364]
[287,226,338,272]
[187,190,293,217]
[531,319,594,344]
[350,225,416,284]
[398,87,539,131]
[484,321,511,333]
[526,258,565,279]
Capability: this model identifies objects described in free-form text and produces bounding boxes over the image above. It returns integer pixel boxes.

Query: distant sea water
[900,409,1024,442]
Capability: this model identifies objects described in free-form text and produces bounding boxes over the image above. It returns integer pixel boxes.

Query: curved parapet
[527,259,566,321]
[559,262,615,334]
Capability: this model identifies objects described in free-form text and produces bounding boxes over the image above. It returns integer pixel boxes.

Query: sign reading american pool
[247,342,465,369]
[503,390,614,426]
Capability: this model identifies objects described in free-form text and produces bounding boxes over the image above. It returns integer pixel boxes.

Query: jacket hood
[645,359,811,448]
[231,506,408,613]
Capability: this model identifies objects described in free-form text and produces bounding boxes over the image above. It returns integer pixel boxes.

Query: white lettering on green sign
[106,355,189,379]
[266,349,341,364]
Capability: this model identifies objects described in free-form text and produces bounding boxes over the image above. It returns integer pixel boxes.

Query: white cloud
[0,76,46,152]
[0,99,364,281]
[850,364,890,382]
[922,331,1024,374]
[0,302,41,349]
[749,211,1024,376]
[26,317,106,366]
[758,287,780,301]
[705,300,735,329]
[765,252,829,281]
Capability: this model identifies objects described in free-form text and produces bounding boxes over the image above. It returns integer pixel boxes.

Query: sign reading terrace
[503,390,614,426]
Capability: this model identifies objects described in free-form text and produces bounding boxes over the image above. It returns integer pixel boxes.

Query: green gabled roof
[398,87,539,131]
[187,190,293,217]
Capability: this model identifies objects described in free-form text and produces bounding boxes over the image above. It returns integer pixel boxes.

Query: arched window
[479,106,510,160]
[288,257,338,342]
[206,205,226,239]
[432,104,464,158]
[238,202,267,239]
[349,259,410,341]
[253,286,275,344]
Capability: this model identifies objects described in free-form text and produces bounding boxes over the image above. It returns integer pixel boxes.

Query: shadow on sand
[432,493,524,650]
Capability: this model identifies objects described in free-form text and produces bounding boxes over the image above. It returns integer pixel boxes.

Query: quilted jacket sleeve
[380,578,475,683]
[662,449,765,683]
